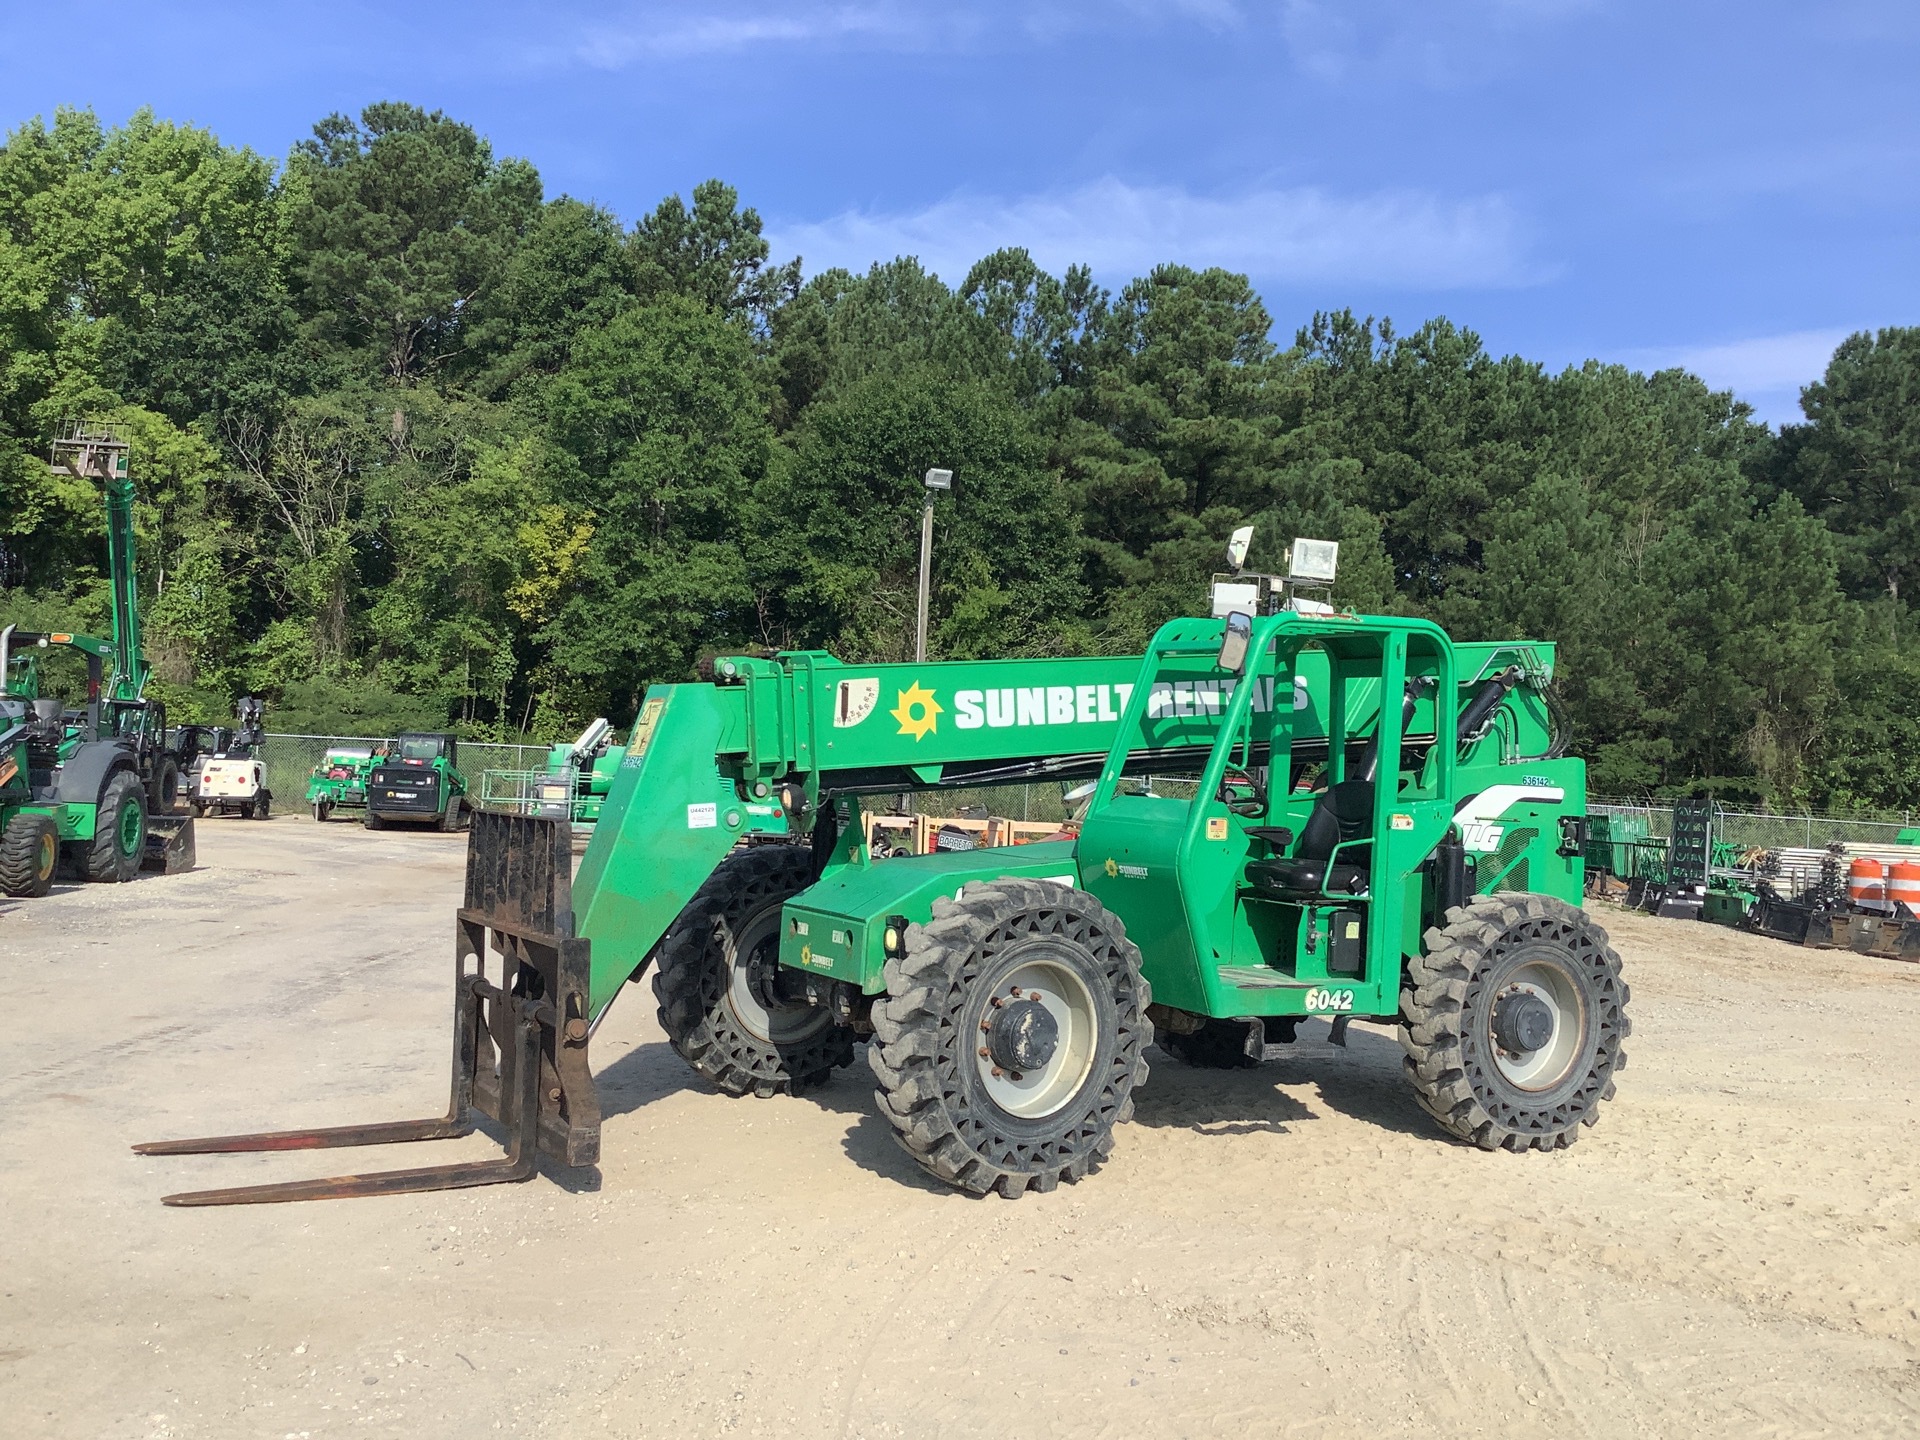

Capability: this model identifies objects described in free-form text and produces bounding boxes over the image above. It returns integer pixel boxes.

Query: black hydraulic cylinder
[1429,837,1470,922]
[1456,667,1522,744]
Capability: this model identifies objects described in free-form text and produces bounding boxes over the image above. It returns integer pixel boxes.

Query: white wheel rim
[973,957,1098,1119]
[725,911,831,1046]
[1491,959,1586,1091]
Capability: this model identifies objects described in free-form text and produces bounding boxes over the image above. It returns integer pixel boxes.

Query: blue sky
[2,0,1915,424]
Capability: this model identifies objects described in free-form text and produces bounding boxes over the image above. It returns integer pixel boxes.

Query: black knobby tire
[437,795,461,832]
[1154,1017,1258,1069]
[364,810,385,830]
[149,756,182,815]
[312,800,330,824]
[0,812,58,897]
[869,879,1151,1198]
[651,845,855,1098]
[1401,893,1629,1152]
[253,789,271,820]
[84,769,147,883]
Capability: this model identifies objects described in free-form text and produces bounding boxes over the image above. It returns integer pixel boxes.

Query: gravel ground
[3,819,1918,1439]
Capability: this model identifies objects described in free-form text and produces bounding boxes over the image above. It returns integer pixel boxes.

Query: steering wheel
[1216,766,1266,818]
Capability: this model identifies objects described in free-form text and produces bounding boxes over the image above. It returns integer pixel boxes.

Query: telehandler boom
[141,599,1627,1203]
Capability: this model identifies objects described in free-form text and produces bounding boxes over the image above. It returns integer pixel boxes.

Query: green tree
[629,179,799,331]
[291,103,541,382]
[541,295,772,715]
[759,371,1085,660]
[1776,327,1920,614]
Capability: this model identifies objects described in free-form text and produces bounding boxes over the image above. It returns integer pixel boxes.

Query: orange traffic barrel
[1888,861,1920,919]
[1849,856,1890,911]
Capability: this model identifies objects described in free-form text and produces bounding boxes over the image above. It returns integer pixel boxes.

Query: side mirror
[1217,611,1252,675]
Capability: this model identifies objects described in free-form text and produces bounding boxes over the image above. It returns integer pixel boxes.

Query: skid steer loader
[140,543,1628,1204]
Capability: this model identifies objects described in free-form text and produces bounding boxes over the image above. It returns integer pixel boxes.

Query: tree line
[3,103,1917,809]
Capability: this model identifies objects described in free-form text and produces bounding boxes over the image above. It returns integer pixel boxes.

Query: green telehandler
[140,539,1628,1205]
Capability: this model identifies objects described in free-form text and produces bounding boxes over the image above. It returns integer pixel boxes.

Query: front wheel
[437,795,461,832]
[870,879,1151,1198]
[364,811,385,831]
[0,812,59,897]
[312,800,330,824]
[83,770,147,883]
[652,846,855,1097]
[1401,893,1629,1151]
[252,790,271,821]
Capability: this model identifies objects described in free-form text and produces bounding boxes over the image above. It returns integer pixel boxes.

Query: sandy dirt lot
[3,819,1919,1439]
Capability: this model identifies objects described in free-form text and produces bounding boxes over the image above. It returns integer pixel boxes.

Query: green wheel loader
[141,544,1628,1205]
[0,422,196,885]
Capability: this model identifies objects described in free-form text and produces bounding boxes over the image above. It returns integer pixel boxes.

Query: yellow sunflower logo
[891,682,942,740]
[1103,857,1119,878]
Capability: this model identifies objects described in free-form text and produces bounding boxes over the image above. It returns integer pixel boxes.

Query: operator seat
[1247,780,1374,898]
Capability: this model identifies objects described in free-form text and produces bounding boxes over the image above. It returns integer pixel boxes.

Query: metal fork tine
[145,999,542,1207]
[159,1153,533,1206]
[133,1115,471,1156]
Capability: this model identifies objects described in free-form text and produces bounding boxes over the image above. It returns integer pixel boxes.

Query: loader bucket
[133,810,601,1204]
[143,813,196,874]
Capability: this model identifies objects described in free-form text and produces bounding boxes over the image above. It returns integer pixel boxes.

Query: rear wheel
[1401,893,1629,1151]
[312,799,331,823]
[364,810,385,830]
[437,795,461,832]
[652,845,854,1097]
[252,790,271,820]
[149,756,182,815]
[869,879,1151,1197]
[83,770,147,883]
[0,812,58,897]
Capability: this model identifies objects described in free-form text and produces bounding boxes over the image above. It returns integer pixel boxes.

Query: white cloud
[1653,329,1851,395]
[575,7,922,67]
[1621,328,1859,426]
[768,177,1543,290]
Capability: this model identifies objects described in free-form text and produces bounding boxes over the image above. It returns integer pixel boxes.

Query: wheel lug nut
[1010,987,1022,997]
[1010,1071,1023,1081]
[978,1047,990,1058]
[991,1067,1003,1078]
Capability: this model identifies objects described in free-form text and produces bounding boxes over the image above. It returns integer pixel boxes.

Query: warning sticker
[686,802,718,829]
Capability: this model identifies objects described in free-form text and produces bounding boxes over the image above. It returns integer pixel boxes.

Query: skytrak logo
[891,682,942,740]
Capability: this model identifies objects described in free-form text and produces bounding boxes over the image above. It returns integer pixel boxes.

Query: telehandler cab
[141,543,1627,1204]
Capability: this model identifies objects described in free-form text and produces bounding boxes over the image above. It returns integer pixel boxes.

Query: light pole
[915,468,952,663]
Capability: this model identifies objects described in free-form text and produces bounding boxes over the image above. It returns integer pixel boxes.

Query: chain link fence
[1590,798,1917,852]
[260,734,550,811]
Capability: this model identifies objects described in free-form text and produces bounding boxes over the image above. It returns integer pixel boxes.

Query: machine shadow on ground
[1130,1020,1439,1143]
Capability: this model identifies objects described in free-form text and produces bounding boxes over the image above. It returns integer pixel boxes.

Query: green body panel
[570,618,1585,1025]
[576,686,790,1012]
[305,749,378,808]
[780,837,1081,989]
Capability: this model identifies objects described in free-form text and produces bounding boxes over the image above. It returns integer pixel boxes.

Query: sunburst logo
[1103,857,1119,878]
[891,682,942,740]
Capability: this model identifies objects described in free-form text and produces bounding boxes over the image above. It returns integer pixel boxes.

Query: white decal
[686,802,718,829]
[1453,784,1564,853]
[952,683,1134,731]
